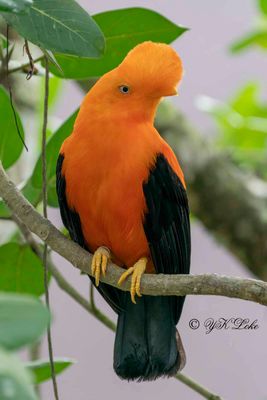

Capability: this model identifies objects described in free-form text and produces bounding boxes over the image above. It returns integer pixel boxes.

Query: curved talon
[118,257,147,304]
[91,246,110,286]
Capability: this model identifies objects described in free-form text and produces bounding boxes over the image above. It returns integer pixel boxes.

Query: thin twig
[23,40,35,80]
[90,282,96,311]
[41,55,59,400]
[0,163,267,307]
[5,25,28,152]
[5,55,44,75]
[175,373,222,400]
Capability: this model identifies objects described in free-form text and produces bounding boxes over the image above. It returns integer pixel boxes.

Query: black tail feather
[113,294,186,381]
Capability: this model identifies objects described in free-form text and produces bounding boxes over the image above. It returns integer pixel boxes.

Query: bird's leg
[118,257,147,304]
[91,246,111,286]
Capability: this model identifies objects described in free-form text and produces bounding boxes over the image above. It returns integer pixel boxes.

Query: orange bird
[56,41,191,381]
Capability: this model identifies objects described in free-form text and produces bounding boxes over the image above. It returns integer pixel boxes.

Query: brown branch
[0,162,267,307]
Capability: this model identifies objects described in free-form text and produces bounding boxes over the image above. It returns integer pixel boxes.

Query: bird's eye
[119,85,130,94]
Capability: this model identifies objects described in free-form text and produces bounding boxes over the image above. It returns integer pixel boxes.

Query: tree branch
[0,162,267,307]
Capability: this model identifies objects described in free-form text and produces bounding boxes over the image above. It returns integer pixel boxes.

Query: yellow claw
[118,257,147,304]
[91,246,110,286]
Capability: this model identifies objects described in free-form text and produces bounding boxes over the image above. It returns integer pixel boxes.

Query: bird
[56,41,191,381]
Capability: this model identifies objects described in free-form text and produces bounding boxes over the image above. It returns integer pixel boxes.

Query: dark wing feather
[143,153,191,323]
[56,153,121,314]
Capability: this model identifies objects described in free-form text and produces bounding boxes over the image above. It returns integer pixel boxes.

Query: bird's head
[86,41,183,122]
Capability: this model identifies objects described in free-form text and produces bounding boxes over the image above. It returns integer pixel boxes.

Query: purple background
[41,1,267,399]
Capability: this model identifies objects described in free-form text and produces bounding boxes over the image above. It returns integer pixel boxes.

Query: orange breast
[61,120,184,272]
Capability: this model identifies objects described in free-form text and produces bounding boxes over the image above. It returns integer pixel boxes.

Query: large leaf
[51,7,188,79]
[31,109,78,207]
[0,347,37,400]
[0,86,25,169]
[0,0,32,13]
[2,0,105,58]
[0,243,45,296]
[0,293,49,350]
[26,358,74,384]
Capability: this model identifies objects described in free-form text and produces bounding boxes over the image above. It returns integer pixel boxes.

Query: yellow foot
[118,257,147,304]
[91,246,110,286]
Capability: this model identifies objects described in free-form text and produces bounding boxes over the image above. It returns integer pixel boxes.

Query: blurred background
[1,0,267,399]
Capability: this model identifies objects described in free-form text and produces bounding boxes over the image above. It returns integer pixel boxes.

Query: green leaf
[26,358,74,384]
[0,293,49,350]
[2,0,105,58]
[0,86,25,169]
[51,7,188,79]
[0,0,32,13]
[31,110,78,207]
[259,0,267,15]
[0,347,37,400]
[230,30,267,52]
[0,243,45,296]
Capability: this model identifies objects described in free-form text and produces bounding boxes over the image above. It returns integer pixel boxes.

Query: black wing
[143,153,191,323]
[56,153,121,314]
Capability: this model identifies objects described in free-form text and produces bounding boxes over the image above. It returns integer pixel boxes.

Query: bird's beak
[164,87,178,97]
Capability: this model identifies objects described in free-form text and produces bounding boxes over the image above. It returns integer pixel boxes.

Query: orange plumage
[60,41,184,271]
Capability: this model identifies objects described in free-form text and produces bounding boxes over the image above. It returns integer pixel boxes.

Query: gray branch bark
[1,161,267,307]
